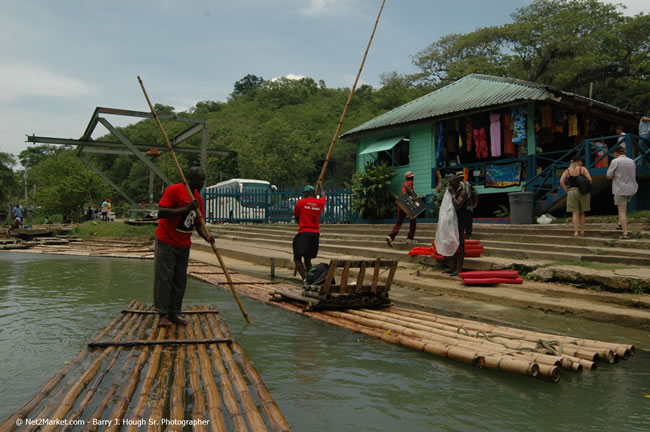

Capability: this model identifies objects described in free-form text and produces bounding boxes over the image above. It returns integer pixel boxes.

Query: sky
[1,0,647,165]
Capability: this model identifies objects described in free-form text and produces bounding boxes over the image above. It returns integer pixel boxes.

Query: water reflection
[0,252,648,431]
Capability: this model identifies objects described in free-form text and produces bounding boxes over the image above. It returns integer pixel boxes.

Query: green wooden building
[341,74,645,216]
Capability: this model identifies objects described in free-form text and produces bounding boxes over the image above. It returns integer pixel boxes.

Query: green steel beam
[78,155,137,206]
[98,117,172,185]
[26,135,231,156]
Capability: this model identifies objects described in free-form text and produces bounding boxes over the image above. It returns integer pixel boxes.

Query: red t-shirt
[156,183,205,248]
[293,196,326,233]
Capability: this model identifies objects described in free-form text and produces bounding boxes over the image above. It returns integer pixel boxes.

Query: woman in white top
[560,157,592,238]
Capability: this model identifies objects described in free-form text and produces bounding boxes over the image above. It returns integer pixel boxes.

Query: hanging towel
[503,113,515,155]
[436,123,445,165]
[568,113,578,137]
[489,113,502,157]
[465,116,473,152]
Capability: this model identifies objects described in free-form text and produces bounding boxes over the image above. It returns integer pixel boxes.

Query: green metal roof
[341,74,631,139]
[358,135,405,155]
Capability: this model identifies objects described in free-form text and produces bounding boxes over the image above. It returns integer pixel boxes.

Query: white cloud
[0,63,97,102]
[611,0,649,16]
[298,0,346,16]
[271,74,306,81]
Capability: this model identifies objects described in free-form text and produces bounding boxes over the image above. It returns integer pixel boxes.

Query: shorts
[566,188,590,212]
[293,232,320,261]
[614,195,633,206]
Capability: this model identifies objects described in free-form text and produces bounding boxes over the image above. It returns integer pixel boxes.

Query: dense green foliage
[348,162,396,219]
[411,0,650,111]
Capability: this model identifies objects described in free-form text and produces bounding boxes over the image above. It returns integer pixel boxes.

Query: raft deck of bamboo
[187,262,636,384]
[1,300,289,432]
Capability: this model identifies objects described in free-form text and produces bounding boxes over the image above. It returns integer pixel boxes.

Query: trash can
[508,192,534,224]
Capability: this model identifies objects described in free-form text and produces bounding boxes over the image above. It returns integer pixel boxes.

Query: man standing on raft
[154,166,215,327]
[293,180,326,279]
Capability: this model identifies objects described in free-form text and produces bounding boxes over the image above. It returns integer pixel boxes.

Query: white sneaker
[406,238,417,245]
[385,236,393,247]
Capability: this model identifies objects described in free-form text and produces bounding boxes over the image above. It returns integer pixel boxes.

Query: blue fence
[204,186,354,224]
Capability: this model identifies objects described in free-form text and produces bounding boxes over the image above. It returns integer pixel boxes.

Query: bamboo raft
[188,262,636,384]
[0,300,289,432]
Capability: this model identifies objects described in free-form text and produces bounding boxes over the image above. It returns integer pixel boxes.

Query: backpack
[576,174,592,195]
[469,184,479,209]
[304,263,332,287]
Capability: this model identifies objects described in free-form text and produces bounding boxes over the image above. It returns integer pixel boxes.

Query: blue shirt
[639,118,650,136]
[13,206,23,218]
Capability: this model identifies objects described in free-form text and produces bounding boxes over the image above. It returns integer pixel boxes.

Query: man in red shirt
[292,180,326,279]
[386,171,417,247]
[154,166,215,327]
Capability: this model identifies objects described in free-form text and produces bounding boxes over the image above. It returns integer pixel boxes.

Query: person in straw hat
[385,171,417,247]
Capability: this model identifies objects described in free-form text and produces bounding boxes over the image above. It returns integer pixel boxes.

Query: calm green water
[1,252,649,431]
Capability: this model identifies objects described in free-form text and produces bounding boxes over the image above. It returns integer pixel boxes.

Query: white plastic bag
[435,190,459,256]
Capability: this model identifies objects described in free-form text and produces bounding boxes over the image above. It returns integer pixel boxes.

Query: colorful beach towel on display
[485,162,521,187]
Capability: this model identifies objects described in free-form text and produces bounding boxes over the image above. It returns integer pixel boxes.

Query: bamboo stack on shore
[189,263,635,384]
[0,301,289,432]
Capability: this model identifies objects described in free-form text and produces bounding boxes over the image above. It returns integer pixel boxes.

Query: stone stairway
[207,222,650,270]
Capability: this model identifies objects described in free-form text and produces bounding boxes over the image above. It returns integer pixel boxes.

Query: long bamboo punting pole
[209,312,290,431]
[192,312,244,431]
[316,0,386,191]
[138,76,251,325]
[0,300,138,432]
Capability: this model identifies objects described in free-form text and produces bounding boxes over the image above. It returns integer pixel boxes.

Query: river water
[1,252,648,431]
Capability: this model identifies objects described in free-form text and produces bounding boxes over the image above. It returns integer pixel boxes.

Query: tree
[29,151,110,220]
[18,145,60,168]
[410,0,650,111]
[0,152,19,207]
[231,74,265,98]
[348,161,396,220]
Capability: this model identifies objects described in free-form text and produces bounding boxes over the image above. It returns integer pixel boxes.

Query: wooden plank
[322,259,338,294]
[371,258,381,293]
[339,262,350,292]
[121,309,220,315]
[384,261,398,292]
[355,262,367,293]
[88,338,232,348]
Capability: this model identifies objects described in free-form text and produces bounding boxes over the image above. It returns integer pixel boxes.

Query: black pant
[153,239,190,315]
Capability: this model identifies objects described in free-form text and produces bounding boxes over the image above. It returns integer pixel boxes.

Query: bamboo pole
[187,310,230,432]
[137,75,251,324]
[184,313,208,432]
[88,338,231,347]
[203,313,269,431]
[146,337,173,432]
[169,324,186,427]
[86,313,153,431]
[104,313,165,432]
[125,323,170,431]
[316,0,386,191]
[0,300,138,432]
[40,306,149,432]
[209,313,290,431]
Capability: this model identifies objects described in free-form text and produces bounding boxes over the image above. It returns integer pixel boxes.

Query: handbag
[576,174,592,194]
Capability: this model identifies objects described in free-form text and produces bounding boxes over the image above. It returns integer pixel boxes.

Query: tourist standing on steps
[443,174,470,276]
[154,166,215,327]
[386,171,417,247]
[292,180,326,279]
[560,156,592,238]
[607,146,638,239]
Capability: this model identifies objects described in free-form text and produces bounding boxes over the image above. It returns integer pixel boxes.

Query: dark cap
[612,145,624,154]
[303,185,315,192]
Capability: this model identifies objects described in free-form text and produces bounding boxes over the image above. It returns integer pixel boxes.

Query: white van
[205,179,273,222]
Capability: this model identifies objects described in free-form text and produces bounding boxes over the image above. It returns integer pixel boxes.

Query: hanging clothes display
[489,113,502,157]
[503,112,515,155]
[474,128,489,159]
[436,123,445,165]
[552,110,566,133]
[540,105,552,128]
[512,108,527,144]
[455,120,463,149]
[465,116,473,152]
[568,113,578,137]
